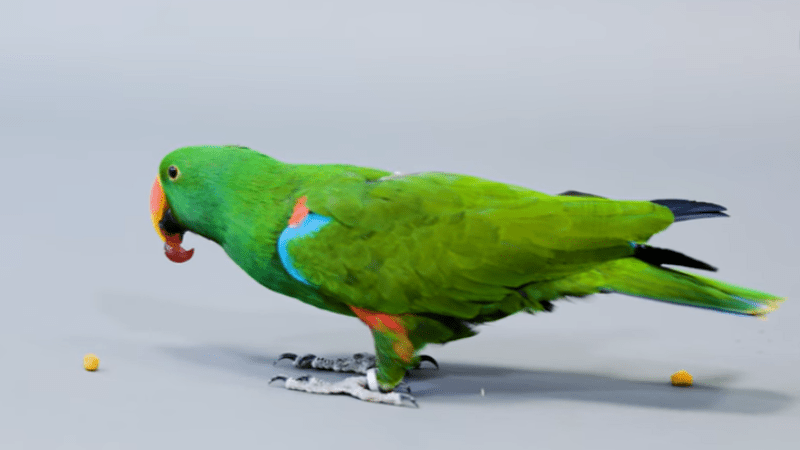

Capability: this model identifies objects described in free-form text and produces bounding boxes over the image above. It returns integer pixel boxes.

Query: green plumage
[156,145,783,392]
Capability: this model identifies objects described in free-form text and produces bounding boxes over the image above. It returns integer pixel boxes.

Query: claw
[398,393,418,408]
[415,354,439,370]
[269,375,287,385]
[273,353,318,369]
[274,353,298,365]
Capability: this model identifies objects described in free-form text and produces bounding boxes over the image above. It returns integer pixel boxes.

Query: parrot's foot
[269,369,418,407]
[275,352,438,374]
[275,352,375,374]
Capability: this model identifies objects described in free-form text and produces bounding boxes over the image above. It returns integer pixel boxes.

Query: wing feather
[289,172,673,317]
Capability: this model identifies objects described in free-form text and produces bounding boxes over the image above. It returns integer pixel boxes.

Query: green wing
[288,172,674,319]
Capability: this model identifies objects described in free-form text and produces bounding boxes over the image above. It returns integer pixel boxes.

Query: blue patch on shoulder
[277,213,333,286]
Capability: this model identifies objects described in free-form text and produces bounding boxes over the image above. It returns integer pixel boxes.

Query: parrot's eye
[168,165,179,180]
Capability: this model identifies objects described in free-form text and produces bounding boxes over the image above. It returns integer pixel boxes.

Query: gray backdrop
[2,1,799,449]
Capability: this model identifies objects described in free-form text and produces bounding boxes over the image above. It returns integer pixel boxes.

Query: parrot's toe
[393,381,412,395]
[274,352,376,374]
[274,352,439,374]
[396,392,418,408]
[269,374,418,407]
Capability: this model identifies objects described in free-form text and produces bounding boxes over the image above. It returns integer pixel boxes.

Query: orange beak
[150,176,194,263]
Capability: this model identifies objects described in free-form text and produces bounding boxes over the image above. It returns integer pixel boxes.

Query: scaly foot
[275,352,438,374]
[269,369,418,407]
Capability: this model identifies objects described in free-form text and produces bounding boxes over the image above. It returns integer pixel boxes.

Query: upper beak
[150,176,194,263]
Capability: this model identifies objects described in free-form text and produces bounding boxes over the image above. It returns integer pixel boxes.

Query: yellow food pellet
[671,370,692,387]
[83,354,99,371]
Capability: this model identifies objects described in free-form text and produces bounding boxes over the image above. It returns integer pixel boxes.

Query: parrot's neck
[208,162,314,290]
[215,164,304,247]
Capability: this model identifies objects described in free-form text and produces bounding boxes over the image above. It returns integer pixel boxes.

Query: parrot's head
[150,145,255,263]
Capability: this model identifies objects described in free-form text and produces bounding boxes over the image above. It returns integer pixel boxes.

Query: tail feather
[598,259,783,316]
[650,199,729,222]
[633,244,717,272]
[554,193,779,316]
[556,192,729,222]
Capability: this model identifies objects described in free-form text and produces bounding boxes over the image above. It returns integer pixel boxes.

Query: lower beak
[150,176,194,263]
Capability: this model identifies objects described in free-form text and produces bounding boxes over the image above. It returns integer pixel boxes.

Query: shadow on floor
[160,345,793,414]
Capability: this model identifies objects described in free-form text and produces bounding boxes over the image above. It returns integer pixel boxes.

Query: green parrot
[150,145,783,407]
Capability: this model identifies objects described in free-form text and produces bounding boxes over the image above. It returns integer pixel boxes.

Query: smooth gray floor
[2,1,799,449]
